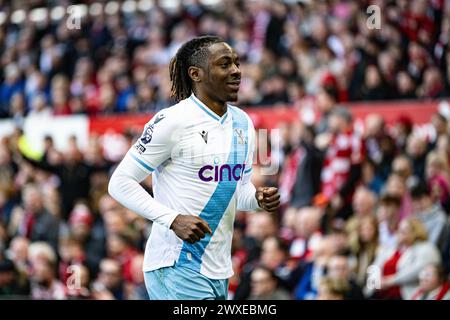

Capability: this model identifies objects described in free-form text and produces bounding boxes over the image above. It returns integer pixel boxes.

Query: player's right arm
[108,109,211,243]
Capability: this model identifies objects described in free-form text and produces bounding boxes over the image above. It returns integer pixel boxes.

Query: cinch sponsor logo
[198,164,246,182]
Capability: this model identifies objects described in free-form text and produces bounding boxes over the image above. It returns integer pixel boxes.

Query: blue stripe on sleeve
[130,153,155,173]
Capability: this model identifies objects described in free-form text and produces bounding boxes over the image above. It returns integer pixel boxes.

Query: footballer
[108,36,280,300]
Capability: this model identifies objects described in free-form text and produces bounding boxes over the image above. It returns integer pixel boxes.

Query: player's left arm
[236,116,280,212]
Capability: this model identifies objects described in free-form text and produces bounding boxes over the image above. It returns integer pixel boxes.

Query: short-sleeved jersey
[128,94,256,279]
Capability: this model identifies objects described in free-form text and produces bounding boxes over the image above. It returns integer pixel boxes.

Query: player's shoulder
[144,100,188,128]
[228,104,255,129]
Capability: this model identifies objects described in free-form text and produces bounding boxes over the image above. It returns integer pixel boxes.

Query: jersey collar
[190,94,229,124]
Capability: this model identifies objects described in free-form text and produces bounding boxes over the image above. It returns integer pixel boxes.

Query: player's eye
[221,63,229,68]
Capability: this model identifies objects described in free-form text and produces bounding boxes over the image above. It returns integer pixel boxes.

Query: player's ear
[188,66,203,83]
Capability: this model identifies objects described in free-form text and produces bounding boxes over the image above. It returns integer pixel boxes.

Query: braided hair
[169,36,224,102]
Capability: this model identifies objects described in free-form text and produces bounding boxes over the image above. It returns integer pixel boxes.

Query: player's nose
[230,63,241,77]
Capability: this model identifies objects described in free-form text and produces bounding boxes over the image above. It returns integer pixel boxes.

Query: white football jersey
[127,94,258,279]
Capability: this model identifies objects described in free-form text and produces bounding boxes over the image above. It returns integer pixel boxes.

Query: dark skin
[170,42,281,244]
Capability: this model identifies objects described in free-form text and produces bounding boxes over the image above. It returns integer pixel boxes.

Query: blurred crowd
[1,127,150,299]
[1,0,450,120]
[231,106,450,300]
[1,0,450,300]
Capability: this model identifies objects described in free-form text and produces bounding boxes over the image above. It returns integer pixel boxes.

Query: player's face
[203,42,241,103]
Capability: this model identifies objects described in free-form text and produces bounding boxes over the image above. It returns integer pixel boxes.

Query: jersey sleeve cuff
[164,211,180,229]
[252,196,262,211]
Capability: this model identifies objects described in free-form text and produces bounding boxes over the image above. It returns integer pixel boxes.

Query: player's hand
[256,187,280,212]
[170,215,212,244]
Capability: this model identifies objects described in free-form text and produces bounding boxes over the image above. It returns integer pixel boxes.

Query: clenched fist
[170,215,212,244]
[256,187,280,212]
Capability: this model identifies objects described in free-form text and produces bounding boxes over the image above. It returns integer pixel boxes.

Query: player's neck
[193,92,227,117]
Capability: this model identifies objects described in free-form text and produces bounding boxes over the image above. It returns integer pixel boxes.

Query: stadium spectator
[288,125,323,209]
[391,155,420,190]
[360,65,390,101]
[229,222,250,299]
[425,151,450,212]
[125,254,149,300]
[391,115,414,153]
[290,236,340,300]
[58,236,86,286]
[417,66,446,99]
[28,242,66,300]
[406,135,428,182]
[315,84,339,135]
[361,159,384,195]
[345,186,377,236]
[6,236,30,276]
[0,143,18,205]
[363,114,395,182]
[245,211,279,252]
[260,237,291,282]
[0,64,24,118]
[67,201,106,277]
[234,236,291,300]
[395,71,417,100]
[0,183,16,225]
[30,257,66,300]
[436,134,450,166]
[411,182,449,250]
[10,93,26,124]
[348,215,379,287]
[376,194,401,249]
[316,107,364,221]
[289,207,323,262]
[326,254,364,300]
[411,263,450,300]
[9,183,60,251]
[367,217,441,300]
[92,258,125,300]
[248,266,291,300]
[0,259,30,297]
[106,232,139,283]
[316,276,348,300]
[384,173,413,222]
[430,113,448,147]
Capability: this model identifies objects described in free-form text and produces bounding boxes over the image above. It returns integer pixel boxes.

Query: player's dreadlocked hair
[169,36,224,102]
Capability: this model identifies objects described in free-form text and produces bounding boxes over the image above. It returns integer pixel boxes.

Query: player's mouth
[227,80,240,91]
